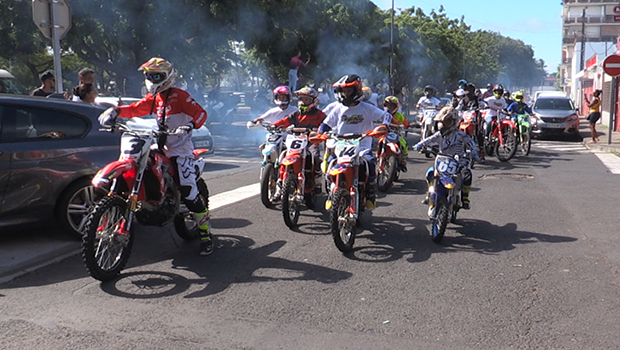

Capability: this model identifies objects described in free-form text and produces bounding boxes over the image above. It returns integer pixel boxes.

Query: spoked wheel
[495,125,518,162]
[520,130,531,156]
[174,178,209,240]
[282,174,300,229]
[377,154,397,192]
[431,202,449,244]
[330,188,356,252]
[82,195,134,282]
[260,163,278,208]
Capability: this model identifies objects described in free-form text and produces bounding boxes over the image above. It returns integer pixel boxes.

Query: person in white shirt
[482,84,508,139]
[416,85,441,109]
[319,74,392,209]
[252,86,298,124]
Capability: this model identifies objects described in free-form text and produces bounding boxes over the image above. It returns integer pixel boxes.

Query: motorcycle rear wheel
[82,195,134,282]
[260,163,278,208]
[378,154,397,192]
[174,178,210,240]
[330,188,356,252]
[495,126,517,162]
[431,202,449,244]
[282,174,300,229]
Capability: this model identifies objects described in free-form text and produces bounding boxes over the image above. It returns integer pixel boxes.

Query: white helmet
[138,57,176,95]
[434,106,459,135]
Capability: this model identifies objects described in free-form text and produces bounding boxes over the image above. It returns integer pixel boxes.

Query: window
[1,106,89,142]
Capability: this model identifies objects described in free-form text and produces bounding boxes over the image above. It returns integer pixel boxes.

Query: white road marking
[207,159,255,164]
[594,153,620,174]
[210,183,260,210]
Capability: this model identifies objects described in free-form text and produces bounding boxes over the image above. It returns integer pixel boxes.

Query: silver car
[530,95,581,140]
[0,95,121,238]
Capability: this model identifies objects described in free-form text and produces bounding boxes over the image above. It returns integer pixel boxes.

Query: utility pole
[389,0,394,95]
[580,7,586,71]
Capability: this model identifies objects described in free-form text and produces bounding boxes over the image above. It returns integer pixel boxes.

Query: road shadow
[341,215,577,265]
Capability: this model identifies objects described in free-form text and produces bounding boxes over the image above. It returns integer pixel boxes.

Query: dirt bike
[514,113,532,156]
[247,120,286,208]
[422,146,470,244]
[82,122,210,282]
[420,107,439,158]
[482,109,518,162]
[376,124,405,192]
[280,127,320,229]
[310,125,387,252]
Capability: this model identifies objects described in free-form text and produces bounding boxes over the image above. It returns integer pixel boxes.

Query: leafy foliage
[0,0,547,100]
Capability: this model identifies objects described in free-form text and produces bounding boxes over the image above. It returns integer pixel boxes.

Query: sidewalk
[580,117,620,153]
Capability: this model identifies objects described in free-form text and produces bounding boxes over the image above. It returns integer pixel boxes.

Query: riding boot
[461,185,471,210]
[365,180,377,210]
[195,209,214,256]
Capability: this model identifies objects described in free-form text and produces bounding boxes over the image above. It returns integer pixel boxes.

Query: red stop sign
[603,54,620,76]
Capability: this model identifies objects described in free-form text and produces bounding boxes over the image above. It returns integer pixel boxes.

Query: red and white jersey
[117,88,207,157]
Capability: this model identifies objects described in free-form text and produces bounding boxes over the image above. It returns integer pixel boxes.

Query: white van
[0,69,25,94]
[533,90,566,101]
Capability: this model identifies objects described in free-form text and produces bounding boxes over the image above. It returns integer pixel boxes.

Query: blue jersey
[507,101,532,115]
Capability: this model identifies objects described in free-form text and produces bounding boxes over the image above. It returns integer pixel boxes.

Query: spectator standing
[288,50,310,92]
[31,71,55,97]
[76,83,99,105]
[585,89,602,143]
[72,68,95,101]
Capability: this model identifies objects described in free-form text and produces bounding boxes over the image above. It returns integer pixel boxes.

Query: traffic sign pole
[51,0,63,92]
[603,54,620,145]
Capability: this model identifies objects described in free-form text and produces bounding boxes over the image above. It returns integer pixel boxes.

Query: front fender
[92,159,136,187]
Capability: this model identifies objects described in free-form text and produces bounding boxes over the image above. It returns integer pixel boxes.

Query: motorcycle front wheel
[431,201,449,244]
[495,126,517,162]
[282,174,300,229]
[378,154,397,192]
[520,129,531,156]
[260,163,278,208]
[330,188,356,252]
[174,178,210,240]
[82,195,134,282]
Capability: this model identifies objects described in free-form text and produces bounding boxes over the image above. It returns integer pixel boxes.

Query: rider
[415,85,441,109]
[412,106,479,210]
[384,95,409,171]
[318,74,392,210]
[507,91,533,135]
[503,91,514,108]
[272,86,326,192]
[252,86,298,124]
[97,57,214,256]
[483,84,508,141]
[481,83,494,99]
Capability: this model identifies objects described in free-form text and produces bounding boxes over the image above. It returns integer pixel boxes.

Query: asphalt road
[1,123,620,350]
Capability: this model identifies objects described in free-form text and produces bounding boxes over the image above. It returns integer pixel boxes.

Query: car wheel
[55,178,107,239]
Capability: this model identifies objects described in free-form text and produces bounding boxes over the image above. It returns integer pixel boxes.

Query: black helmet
[424,85,435,95]
[333,74,363,106]
[492,84,504,98]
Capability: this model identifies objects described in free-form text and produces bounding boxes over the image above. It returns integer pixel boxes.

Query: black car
[0,95,120,238]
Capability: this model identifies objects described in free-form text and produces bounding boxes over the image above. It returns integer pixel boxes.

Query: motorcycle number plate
[435,155,459,175]
[285,134,307,151]
[386,132,399,142]
[120,133,149,160]
[335,139,359,163]
[424,110,437,119]
[267,133,283,143]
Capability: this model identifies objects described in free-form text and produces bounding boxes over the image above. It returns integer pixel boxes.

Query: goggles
[145,72,166,83]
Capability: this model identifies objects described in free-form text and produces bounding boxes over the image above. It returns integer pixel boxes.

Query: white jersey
[416,96,441,109]
[322,101,392,150]
[483,96,507,118]
[259,105,298,123]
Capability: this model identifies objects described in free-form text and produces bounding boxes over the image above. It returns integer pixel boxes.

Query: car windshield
[0,77,25,94]
[534,98,574,110]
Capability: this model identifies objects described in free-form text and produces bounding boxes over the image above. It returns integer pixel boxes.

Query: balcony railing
[563,15,620,24]
[563,0,619,4]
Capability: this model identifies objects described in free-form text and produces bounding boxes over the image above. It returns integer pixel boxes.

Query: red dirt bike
[376,124,406,192]
[82,122,210,281]
[309,125,387,252]
[482,109,518,162]
[280,127,320,229]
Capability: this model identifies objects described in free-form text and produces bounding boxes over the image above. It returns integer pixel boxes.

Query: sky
[372,0,562,74]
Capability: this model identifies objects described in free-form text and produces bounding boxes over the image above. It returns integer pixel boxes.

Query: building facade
[561,0,620,131]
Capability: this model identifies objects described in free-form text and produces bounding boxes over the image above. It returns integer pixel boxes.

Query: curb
[0,242,80,284]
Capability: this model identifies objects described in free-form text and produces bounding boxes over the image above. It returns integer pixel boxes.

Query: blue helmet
[458,79,467,88]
